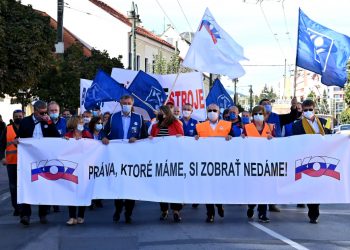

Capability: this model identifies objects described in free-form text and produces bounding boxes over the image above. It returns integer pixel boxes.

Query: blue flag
[296,9,350,87]
[84,70,130,110]
[128,71,166,119]
[206,79,234,113]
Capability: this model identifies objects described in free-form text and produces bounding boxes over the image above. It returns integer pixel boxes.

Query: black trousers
[6,164,19,212]
[20,204,49,218]
[206,204,223,217]
[159,203,182,212]
[248,204,267,216]
[114,199,135,217]
[307,204,319,220]
[68,206,86,218]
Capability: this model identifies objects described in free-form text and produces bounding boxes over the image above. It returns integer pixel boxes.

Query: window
[136,55,140,71]
[145,58,149,72]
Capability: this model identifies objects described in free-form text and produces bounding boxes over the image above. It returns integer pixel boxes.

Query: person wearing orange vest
[195,103,233,223]
[242,105,275,223]
[0,109,24,216]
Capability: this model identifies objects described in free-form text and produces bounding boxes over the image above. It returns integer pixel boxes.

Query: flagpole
[131,92,156,111]
[293,64,297,97]
[163,69,181,105]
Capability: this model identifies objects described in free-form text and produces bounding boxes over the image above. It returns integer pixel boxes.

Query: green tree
[259,84,277,101]
[153,51,168,74]
[340,83,350,123]
[0,0,56,106]
[33,44,124,110]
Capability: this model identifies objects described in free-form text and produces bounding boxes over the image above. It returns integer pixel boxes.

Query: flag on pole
[182,8,248,79]
[128,71,167,119]
[206,78,234,114]
[296,9,350,87]
[84,70,130,110]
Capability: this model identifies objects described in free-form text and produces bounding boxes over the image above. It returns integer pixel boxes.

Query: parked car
[334,124,350,134]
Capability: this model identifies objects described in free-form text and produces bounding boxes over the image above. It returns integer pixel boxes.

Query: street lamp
[127,2,141,70]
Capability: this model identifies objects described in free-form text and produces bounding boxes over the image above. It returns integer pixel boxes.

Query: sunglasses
[303,109,314,112]
[207,109,218,113]
[97,122,103,124]
[39,112,48,116]
[253,113,263,115]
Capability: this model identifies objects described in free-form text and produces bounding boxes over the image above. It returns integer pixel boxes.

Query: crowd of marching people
[0,95,332,227]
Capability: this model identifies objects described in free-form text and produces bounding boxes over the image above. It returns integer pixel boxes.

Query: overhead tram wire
[259,0,287,60]
[281,0,294,50]
[176,0,194,33]
[64,1,119,25]
[155,0,180,34]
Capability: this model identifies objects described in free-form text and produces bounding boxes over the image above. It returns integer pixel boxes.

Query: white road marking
[249,222,309,250]
[0,192,10,202]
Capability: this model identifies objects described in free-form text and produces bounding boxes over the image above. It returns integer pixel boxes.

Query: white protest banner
[111,68,206,121]
[18,135,350,206]
[80,78,121,114]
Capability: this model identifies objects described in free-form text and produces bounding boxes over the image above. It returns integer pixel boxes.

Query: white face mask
[83,117,91,124]
[207,111,218,122]
[303,111,314,120]
[77,124,84,132]
[95,124,103,131]
[174,115,180,119]
[253,114,264,122]
[122,104,132,114]
[182,111,191,118]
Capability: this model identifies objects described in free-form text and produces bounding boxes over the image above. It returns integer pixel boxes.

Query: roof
[89,0,175,49]
[38,11,92,57]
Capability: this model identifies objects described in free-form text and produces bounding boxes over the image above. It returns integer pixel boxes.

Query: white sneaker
[77,217,85,224]
[66,218,77,226]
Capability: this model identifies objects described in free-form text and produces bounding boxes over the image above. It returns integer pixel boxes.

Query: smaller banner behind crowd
[80,69,206,121]
[18,135,350,206]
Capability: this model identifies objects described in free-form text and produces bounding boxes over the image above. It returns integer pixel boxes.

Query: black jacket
[18,115,60,138]
[292,117,331,135]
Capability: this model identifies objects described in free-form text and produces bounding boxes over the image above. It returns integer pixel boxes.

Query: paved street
[1,164,350,250]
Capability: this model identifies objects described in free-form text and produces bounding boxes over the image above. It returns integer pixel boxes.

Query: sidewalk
[0,163,9,195]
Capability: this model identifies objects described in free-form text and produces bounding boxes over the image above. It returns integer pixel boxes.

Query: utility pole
[127,2,141,70]
[233,78,238,105]
[55,0,64,54]
[249,84,253,112]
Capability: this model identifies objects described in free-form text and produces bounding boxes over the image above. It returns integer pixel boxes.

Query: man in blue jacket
[180,103,198,137]
[259,97,298,212]
[102,95,147,224]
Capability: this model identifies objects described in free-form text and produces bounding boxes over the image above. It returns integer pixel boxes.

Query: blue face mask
[229,113,237,120]
[95,124,103,131]
[264,104,272,113]
[242,116,250,124]
[49,113,59,120]
[92,111,99,117]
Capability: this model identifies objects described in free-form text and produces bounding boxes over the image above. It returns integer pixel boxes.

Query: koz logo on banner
[295,156,340,181]
[31,159,79,184]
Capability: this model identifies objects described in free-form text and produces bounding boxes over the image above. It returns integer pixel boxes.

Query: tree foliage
[153,51,191,75]
[0,0,124,110]
[258,84,277,101]
[0,0,56,106]
[33,45,123,110]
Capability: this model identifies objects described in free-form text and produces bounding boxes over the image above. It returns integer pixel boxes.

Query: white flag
[182,8,248,79]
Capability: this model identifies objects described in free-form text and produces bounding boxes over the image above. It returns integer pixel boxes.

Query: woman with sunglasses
[242,105,275,223]
[150,105,184,223]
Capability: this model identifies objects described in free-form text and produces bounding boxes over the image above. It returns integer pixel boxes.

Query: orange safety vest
[5,125,17,164]
[196,120,231,137]
[244,122,274,138]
